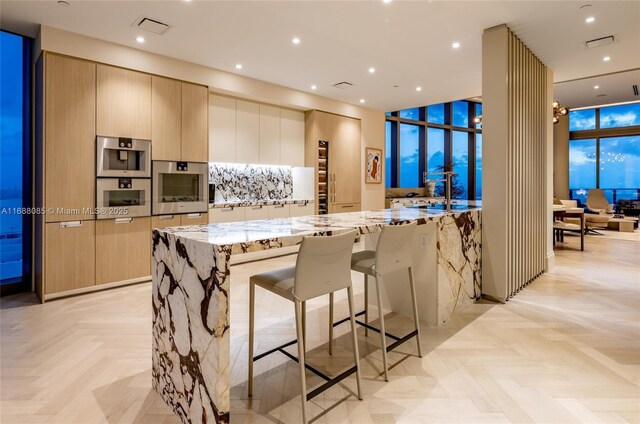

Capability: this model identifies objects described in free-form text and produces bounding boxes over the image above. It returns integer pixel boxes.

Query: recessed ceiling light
[359,99,365,104]
[452,42,461,49]
[368,67,376,73]
[585,16,595,23]
[235,63,243,70]
[593,85,600,89]
[183,0,192,2]
[292,37,301,45]
[383,0,393,3]
[603,56,611,61]
[416,86,422,92]
[310,85,317,90]
[136,36,145,43]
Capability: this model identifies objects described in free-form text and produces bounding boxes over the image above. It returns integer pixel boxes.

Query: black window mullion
[418,125,426,187]
[392,120,399,188]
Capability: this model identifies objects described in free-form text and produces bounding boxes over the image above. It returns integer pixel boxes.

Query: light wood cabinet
[289,203,314,217]
[180,212,208,226]
[259,104,280,164]
[181,83,208,162]
[236,100,260,164]
[267,204,290,219]
[45,54,96,222]
[95,217,152,285]
[280,109,305,167]
[244,205,269,221]
[305,110,361,214]
[97,64,151,139]
[209,94,237,163]
[152,215,181,230]
[45,221,95,294]
[209,207,246,223]
[151,76,181,160]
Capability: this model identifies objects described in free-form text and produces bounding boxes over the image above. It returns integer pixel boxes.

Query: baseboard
[545,251,555,271]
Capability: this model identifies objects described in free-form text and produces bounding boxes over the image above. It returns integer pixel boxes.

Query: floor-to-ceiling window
[1,30,32,294]
[385,100,482,200]
[568,102,640,205]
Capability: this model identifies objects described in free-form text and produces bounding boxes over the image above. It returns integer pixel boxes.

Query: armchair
[586,189,615,215]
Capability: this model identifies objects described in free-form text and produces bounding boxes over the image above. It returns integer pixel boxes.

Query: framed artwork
[365,147,382,184]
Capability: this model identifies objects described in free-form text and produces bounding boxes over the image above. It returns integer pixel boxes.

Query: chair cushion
[585,214,610,224]
[250,267,295,301]
[351,250,376,275]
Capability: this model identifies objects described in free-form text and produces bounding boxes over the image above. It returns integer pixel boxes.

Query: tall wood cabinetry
[305,110,361,214]
[35,53,209,302]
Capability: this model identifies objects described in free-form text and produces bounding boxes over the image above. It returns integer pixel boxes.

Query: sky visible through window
[569,102,640,203]
[0,31,24,282]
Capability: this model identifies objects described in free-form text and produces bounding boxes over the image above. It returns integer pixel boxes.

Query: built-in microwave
[96,136,151,178]
[96,178,151,219]
[152,161,208,215]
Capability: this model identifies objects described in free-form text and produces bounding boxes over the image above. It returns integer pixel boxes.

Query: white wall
[37,25,386,210]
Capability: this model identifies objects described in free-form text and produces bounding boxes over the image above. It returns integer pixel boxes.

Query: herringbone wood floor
[1,234,639,423]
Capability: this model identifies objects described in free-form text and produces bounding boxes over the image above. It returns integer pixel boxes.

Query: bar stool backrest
[294,230,357,302]
[375,221,418,275]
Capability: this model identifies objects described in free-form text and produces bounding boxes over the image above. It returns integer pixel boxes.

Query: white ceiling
[2,1,639,111]
[554,69,640,109]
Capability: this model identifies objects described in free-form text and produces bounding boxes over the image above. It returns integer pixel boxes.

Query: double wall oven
[95,136,151,219]
[152,161,208,216]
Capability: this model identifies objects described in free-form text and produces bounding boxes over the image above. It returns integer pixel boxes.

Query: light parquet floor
[1,234,639,423]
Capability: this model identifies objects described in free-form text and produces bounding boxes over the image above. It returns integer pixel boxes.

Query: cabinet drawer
[267,204,290,219]
[289,203,314,217]
[180,212,208,226]
[209,206,247,223]
[245,205,269,221]
[331,203,360,213]
[45,220,96,294]
[96,217,151,285]
[152,215,181,229]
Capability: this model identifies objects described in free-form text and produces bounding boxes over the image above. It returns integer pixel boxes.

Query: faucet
[424,170,457,212]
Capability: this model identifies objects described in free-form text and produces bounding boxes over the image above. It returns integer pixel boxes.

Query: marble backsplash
[209,163,293,202]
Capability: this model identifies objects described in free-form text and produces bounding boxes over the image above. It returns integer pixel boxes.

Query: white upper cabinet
[280,109,305,167]
[236,100,260,164]
[209,94,236,163]
[259,104,280,165]
[209,95,305,166]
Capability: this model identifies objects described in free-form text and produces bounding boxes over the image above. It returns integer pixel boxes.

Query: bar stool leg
[302,301,306,348]
[294,299,308,424]
[364,274,369,337]
[248,281,255,397]
[408,266,423,358]
[374,274,389,381]
[346,286,363,400]
[328,292,334,355]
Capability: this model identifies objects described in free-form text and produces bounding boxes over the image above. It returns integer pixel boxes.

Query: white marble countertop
[155,204,481,250]
[209,199,313,209]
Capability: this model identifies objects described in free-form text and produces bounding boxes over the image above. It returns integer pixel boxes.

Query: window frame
[385,102,482,200]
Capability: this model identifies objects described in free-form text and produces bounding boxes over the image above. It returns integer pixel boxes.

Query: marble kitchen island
[152,206,481,423]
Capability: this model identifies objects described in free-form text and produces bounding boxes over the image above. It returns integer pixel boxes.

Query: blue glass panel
[599,136,640,191]
[385,121,392,188]
[0,31,24,282]
[427,128,445,194]
[475,103,482,129]
[399,108,420,120]
[427,104,444,124]
[600,103,640,128]
[452,131,469,199]
[452,101,469,127]
[475,133,482,200]
[569,139,596,192]
[399,123,419,188]
[569,109,596,131]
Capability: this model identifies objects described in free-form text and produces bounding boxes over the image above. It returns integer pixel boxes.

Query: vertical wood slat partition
[482,25,550,302]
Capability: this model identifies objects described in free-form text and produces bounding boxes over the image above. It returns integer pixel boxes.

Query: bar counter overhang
[151,206,481,423]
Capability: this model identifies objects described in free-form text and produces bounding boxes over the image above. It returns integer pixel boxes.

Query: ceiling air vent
[584,35,615,49]
[633,84,639,96]
[332,81,354,90]
[132,16,171,35]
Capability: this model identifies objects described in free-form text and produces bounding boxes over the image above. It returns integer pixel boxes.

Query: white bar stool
[330,221,422,381]
[248,231,362,424]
